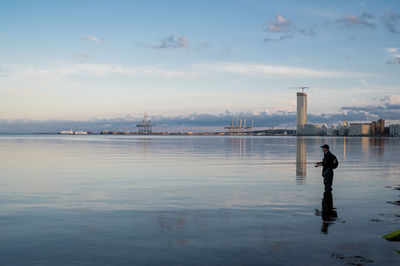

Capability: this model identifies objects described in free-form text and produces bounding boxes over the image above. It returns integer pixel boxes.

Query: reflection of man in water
[316,191,338,234]
[315,144,337,192]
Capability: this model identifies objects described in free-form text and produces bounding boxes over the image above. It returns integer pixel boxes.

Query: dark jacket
[322,151,336,171]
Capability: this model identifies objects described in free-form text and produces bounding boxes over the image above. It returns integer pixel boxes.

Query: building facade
[296,92,307,135]
[348,123,372,136]
[338,122,349,136]
[301,124,322,135]
[371,119,385,136]
[389,124,400,137]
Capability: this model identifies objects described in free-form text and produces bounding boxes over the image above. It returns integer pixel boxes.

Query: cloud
[266,14,293,32]
[264,14,315,42]
[264,34,293,42]
[3,63,186,83]
[5,62,365,82]
[61,63,185,77]
[84,35,101,43]
[382,11,400,33]
[384,95,400,106]
[340,95,400,119]
[199,62,363,78]
[335,11,376,29]
[386,47,399,53]
[386,55,400,64]
[2,98,399,133]
[385,47,400,64]
[141,35,189,49]
[298,28,316,36]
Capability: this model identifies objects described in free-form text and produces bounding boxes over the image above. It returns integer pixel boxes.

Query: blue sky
[0,0,399,128]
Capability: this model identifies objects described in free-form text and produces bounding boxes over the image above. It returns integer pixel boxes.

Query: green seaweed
[382,230,400,241]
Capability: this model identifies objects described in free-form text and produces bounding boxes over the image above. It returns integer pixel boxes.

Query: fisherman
[315,144,338,192]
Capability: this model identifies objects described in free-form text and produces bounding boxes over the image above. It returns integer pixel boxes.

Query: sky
[0,0,399,132]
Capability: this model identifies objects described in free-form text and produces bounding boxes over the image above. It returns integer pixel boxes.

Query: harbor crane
[290,86,309,93]
[136,113,153,134]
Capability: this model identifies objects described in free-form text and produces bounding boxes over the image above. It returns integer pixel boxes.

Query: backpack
[333,155,339,169]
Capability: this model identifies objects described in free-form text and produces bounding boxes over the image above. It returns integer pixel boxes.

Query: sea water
[0,135,399,265]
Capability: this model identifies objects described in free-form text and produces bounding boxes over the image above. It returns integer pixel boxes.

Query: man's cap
[321,144,329,149]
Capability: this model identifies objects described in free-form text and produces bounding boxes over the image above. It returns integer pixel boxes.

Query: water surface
[0,135,399,265]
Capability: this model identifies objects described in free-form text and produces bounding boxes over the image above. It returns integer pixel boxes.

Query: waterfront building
[371,119,385,136]
[296,92,307,135]
[338,121,349,136]
[74,131,88,135]
[301,124,322,135]
[60,129,74,134]
[321,123,328,135]
[327,124,338,136]
[389,124,400,137]
[348,123,372,136]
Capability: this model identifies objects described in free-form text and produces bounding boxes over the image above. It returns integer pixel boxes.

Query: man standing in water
[316,144,338,192]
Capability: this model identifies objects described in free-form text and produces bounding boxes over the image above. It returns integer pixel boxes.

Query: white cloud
[336,12,376,29]
[386,47,398,53]
[3,62,366,83]
[4,63,186,81]
[198,62,362,78]
[267,14,293,32]
[386,95,400,105]
[84,35,101,43]
[141,35,189,49]
[387,54,400,64]
[385,47,400,64]
[264,14,315,42]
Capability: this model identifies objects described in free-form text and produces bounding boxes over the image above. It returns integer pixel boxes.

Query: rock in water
[382,230,400,241]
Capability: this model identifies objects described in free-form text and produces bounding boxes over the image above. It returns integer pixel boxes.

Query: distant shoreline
[0,132,396,138]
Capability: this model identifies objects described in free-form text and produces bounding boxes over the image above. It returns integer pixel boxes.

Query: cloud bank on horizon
[0,0,399,130]
[1,95,399,133]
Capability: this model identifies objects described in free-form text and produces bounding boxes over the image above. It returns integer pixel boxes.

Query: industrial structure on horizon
[295,88,400,137]
[296,87,308,135]
[224,117,254,134]
[55,91,400,137]
[136,113,153,134]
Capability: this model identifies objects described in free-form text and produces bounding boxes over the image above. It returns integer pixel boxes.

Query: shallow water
[0,135,399,265]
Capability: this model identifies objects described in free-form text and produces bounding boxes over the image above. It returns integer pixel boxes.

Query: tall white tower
[296,92,307,134]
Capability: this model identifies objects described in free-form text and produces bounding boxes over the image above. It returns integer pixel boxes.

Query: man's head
[321,144,329,154]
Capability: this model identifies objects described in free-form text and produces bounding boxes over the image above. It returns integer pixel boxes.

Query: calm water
[0,135,399,265]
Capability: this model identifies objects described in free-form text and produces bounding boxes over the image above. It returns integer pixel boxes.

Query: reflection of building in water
[370,137,385,156]
[361,137,369,155]
[296,137,307,184]
[141,137,151,155]
[228,137,254,156]
[343,137,347,160]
